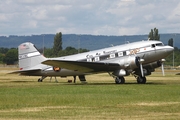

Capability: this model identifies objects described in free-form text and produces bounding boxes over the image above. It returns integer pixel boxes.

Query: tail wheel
[38,76,46,82]
[38,78,42,82]
[137,76,146,84]
[115,77,125,84]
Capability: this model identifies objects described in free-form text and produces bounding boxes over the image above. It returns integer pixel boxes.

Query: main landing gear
[137,76,146,84]
[114,76,146,84]
[134,75,146,84]
[72,75,87,83]
[115,77,125,84]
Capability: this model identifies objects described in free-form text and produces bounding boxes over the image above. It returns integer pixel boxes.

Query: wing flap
[42,60,120,73]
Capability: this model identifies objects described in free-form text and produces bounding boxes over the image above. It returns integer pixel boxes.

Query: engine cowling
[112,69,127,76]
[143,60,162,69]
[133,60,163,76]
[119,56,140,70]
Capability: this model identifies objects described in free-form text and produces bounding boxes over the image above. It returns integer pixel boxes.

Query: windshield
[156,43,164,46]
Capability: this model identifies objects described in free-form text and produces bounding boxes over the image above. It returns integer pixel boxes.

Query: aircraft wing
[42,60,120,73]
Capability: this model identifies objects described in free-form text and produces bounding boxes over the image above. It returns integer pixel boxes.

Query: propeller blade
[140,63,144,77]
[135,57,145,77]
[139,59,144,77]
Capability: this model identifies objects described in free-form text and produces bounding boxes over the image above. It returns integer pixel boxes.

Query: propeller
[161,59,166,76]
[135,57,145,77]
[139,58,145,77]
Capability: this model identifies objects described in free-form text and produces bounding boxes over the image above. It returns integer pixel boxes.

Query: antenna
[125,37,129,44]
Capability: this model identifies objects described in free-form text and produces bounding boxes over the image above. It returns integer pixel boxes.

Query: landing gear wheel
[115,77,125,84]
[137,76,146,84]
[38,78,43,82]
[38,76,47,82]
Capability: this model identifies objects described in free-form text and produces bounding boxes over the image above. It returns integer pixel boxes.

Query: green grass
[0,69,180,119]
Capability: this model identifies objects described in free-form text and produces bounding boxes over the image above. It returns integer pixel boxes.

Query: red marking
[20,68,23,70]
[19,44,26,50]
[144,48,146,50]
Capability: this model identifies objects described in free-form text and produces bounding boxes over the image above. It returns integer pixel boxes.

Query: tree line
[0,32,89,65]
[0,29,179,67]
[44,32,89,58]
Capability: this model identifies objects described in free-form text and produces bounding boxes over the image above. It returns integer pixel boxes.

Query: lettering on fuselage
[103,50,117,54]
[129,48,140,55]
[85,45,152,62]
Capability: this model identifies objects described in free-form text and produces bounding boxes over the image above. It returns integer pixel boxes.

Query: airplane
[12,40,174,84]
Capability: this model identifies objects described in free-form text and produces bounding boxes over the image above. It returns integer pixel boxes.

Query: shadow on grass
[64,82,167,86]
[11,81,35,83]
[8,80,167,86]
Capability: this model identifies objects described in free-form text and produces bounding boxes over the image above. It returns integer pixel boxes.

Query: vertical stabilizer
[18,42,47,70]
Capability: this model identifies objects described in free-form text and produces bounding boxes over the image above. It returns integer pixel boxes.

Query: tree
[44,48,54,58]
[148,28,160,41]
[0,53,5,63]
[168,38,173,47]
[64,46,78,55]
[3,48,18,65]
[53,32,62,56]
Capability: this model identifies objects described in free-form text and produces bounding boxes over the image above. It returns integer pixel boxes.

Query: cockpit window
[156,43,164,46]
[151,43,164,48]
[151,44,156,48]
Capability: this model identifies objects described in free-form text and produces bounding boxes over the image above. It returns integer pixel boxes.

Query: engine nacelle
[133,60,162,76]
[112,69,127,76]
[143,60,162,69]
[119,56,139,70]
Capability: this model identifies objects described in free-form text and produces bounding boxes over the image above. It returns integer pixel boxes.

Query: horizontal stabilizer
[42,60,120,73]
[9,69,41,74]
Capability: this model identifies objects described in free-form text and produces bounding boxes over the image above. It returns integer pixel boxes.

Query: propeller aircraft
[12,40,174,84]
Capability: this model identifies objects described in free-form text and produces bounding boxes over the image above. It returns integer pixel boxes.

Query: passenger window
[118,52,123,57]
[94,56,100,61]
[87,58,92,62]
[110,53,115,58]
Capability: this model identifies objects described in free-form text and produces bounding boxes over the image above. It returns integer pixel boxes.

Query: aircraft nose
[166,46,174,54]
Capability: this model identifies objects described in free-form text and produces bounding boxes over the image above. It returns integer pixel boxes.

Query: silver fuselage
[29,40,173,77]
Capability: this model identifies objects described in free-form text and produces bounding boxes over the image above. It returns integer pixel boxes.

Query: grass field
[0,67,180,120]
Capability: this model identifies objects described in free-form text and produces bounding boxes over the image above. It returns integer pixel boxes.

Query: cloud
[0,0,180,36]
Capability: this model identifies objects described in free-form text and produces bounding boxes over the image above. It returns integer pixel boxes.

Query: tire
[115,77,125,84]
[38,78,42,82]
[137,76,146,84]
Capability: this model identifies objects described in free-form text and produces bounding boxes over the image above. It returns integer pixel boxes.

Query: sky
[0,0,180,36]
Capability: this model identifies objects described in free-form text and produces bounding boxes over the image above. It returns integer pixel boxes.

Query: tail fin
[18,42,47,70]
